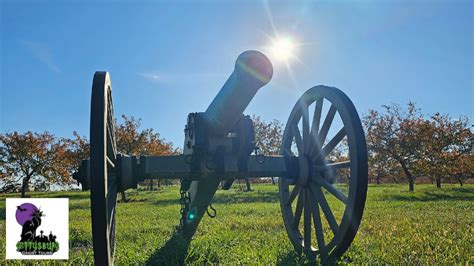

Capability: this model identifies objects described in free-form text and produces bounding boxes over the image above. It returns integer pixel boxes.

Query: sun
[270,36,297,62]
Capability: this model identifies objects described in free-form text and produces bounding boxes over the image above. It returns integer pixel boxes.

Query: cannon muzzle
[204,50,273,136]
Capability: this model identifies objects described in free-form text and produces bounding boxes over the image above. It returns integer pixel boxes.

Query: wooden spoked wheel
[90,71,118,266]
[279,85,368,263]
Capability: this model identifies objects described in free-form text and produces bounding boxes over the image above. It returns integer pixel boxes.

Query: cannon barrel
[204,50,273,136]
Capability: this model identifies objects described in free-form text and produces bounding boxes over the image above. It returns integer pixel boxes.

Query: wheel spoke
[282,147,293,156]
[314,161,351,172]
[319,128,346,159]
[106,124,116,159]
[311,183,338,236]
[318,104,336,146]
[327,161,350,170]
[106,121,117,160]
[292,125,304,155]
[286,185,301,206]
[109,122,117,156]
[311,98,323,136]
[302,105,310,151]
[313,178,348,204]
[108,208,116,255]
[106,156,115,168]
[309,98,323,155]
[106,94,117,157]
[308,186,327,260]
[303,189,312,251]
[106,180,117,222]
[293,189,305,227]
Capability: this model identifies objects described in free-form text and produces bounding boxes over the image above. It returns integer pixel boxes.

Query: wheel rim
[279,85,368,262]
[90,71,118,266]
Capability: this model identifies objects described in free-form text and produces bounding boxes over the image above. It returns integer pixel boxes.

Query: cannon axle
[75,154,303,188]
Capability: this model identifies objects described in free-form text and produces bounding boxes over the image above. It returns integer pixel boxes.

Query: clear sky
[1,0,473,147]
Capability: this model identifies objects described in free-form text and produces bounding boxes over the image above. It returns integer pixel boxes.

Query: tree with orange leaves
[115,115,177,194]
[115,115,176,157]
[0,131,70,197]
[66,131,90,174]
[364,102,426,191]
[418,113,472,188]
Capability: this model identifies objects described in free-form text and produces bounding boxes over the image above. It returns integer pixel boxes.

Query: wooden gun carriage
[73,50,368,265]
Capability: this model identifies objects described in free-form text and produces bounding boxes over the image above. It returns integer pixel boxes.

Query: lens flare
[270,37,297,62]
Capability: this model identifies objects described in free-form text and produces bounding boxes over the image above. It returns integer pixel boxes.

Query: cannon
[73,50,368,265]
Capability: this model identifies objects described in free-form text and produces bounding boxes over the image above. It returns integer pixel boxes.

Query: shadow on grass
[381,187,474,202]
[451,186,474,193]
[276,251,302,265]
[145,231,191,265]
[69,204,91,211]
[48,193,90,200]
[146,233,308,265]
[0,207,5,220]
[152,190,279,207]
[276,250,322,265]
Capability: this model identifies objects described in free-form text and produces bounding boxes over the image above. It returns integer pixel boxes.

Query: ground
[0,184,473,264]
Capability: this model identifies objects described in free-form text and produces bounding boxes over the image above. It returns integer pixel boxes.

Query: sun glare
[270,37,297,62]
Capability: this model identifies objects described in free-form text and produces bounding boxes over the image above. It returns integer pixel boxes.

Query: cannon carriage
[73,50,368,265]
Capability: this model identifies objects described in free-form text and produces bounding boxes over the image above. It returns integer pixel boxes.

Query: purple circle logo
[15,203,39,226]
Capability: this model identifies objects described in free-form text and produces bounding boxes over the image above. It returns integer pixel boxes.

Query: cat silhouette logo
[6,198,68,260]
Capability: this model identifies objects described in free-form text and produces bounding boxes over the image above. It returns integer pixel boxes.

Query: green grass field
[1,183,473,264]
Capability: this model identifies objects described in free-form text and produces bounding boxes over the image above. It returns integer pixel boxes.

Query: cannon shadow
[276,251,303,265]
[146,234,316,265]
[145,231,192,265]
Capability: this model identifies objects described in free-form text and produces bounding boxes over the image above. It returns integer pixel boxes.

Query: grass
[1,183,473,264]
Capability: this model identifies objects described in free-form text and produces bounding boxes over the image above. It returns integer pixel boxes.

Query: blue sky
[1,0,472,147]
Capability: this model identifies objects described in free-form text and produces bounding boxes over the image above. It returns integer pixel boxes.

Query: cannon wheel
[279,85,368,263]
[90,71,118,265]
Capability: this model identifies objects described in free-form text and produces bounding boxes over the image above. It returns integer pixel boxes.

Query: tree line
[0,115,178,197]
[1,102,472,197]
[364,102,472,191]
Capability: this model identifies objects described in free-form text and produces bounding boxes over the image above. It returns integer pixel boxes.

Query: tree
[327,139,350,183]
[65,115,176,196]
[253,115,283,156]
[368,151,390,184]
[365,114,392,184]
[0,132,70,197]
[66,131,90,174]
[451,152,474,186]
[364,102,425,191]
[115,115,176,198]
[115,115,175,156]
[419,114,472,188]
[443,118,472,186]
[252,115,283,186]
